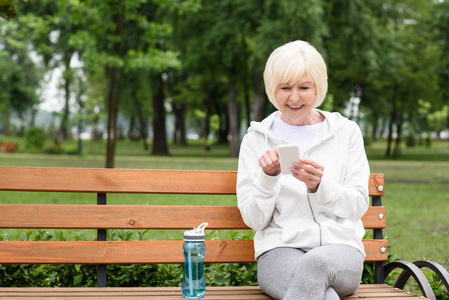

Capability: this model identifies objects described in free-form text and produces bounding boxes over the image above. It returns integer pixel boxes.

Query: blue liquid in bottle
[182,223,208,299]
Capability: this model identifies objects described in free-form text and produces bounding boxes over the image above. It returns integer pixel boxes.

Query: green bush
[406,135,417,147]
[0,229,447,299]
[25,127,47,150]
[420,271,449,299]
[43,139,64,154]
[64,146,80,155]
[363,135,373,146]
[207,230,257,286]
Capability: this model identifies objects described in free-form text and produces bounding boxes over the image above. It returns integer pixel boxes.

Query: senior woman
[236,40,370,300]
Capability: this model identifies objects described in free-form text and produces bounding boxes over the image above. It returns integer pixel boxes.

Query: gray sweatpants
[257,245,364,300]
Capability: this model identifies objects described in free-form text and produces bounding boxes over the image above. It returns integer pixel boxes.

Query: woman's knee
[257,248,305,299]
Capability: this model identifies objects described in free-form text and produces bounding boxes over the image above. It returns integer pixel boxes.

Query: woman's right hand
[259,147,281,176]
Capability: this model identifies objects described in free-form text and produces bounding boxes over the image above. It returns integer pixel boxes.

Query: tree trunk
[128,115,136,139]
[203,104,211,149]
[385,99,396,157]
[173,103,187,146]
[244,85,250,128]
[252,58,265,122]
[29,106,37,128]
[60,57,71,141]
[227,80,240,158]
[76,80,84,156]
[151,75,169,155]
[385,113,394,157]
[105,0,125,168]
[393,117,403,158]
[371,114,379,142]
[105,66,121,168]
[213,100,228,144]
[137,106,149,151]
[179,104,187,146]
[92,115,101,141]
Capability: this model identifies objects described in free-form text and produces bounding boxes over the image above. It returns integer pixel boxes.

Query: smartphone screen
[278,144,301,175]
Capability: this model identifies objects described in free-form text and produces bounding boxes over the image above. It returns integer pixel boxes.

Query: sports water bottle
[182,222,208,299]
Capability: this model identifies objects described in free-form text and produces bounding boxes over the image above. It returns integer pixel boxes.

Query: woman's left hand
[291,159,324,193]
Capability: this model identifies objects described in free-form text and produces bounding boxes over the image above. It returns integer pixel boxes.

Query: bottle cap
[183,222,208,241]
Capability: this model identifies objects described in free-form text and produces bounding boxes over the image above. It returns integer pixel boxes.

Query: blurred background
[0,0,448,166]
[0,0,448,275]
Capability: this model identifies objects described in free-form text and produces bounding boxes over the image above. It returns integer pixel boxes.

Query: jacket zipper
[307,194,322,246]
[303,140,323,247]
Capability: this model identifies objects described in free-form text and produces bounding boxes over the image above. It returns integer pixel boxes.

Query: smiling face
[264,41,329,116]
[274,74,322,125]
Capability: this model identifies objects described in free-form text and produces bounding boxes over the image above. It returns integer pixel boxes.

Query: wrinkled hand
[259,148,281,176]
[291,159,324,193]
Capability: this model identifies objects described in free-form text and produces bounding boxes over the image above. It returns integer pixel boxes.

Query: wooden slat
[0,167,384,197]
[364,239,388,262]
[341,284,427,299]
[0,286,272,299]
[0,285,429,299]
[0,240,255,264]
[0,286,271,299]
[0,205,248,230]
[0,239,387,264]
[0,167,237,194]
[369,173,385,197]
[361,206,386,229]
[0,204,385,230]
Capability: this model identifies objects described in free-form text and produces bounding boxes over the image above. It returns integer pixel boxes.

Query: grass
[0,137,448,269]
[369,160,449,269]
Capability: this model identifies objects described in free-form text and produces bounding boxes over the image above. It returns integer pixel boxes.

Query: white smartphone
[278,144,301,175]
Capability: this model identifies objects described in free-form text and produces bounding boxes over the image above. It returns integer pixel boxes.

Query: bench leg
[97,193,107,287]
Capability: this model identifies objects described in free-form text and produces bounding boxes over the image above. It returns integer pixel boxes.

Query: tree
[324,0,379,110]
[13,1,86,141]
[172,0,328,157]
[432,0,449,103]
[0,0,35,21]
[0,19,41,134]
[137,1,200,155]
[372,0,439,157]
[71,0,189,165]
[121,71,152,150]
[166,2,227,147]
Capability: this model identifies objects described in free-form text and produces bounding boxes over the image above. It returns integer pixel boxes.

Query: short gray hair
[263,40,328,109]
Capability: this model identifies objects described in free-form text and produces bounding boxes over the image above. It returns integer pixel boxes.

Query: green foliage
[207,263,257,287]
[43,139,64,154]
[206,230,258,286]
[2,0,447,161]
[24,127,47,149]
[0,35,41,128]
[428,106,449,134]
[363,136,373,147]
[0,0,17,21]
[0,229,257,288]
[425,135,433,148]
[418,271,449,300]
[0,227,448,297]
[0,0,35,21]
[406,135,417,148]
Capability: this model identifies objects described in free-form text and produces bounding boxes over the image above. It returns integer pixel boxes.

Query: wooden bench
[0,166,447,299]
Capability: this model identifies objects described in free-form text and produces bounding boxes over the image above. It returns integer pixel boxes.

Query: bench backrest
[0,167,386,282]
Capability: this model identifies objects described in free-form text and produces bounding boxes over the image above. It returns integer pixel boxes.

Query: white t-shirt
[270,116,323,157]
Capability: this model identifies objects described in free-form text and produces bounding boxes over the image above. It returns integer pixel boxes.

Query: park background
[0,0,448,294]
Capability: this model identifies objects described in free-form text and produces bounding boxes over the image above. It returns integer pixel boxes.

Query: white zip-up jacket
[237,110,370,260]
